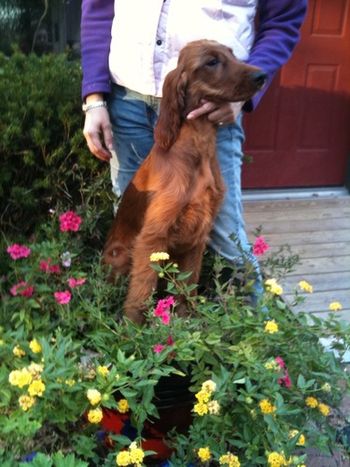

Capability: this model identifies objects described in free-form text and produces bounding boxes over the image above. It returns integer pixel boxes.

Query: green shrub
[0,50,110,235]
[0,209,349,466]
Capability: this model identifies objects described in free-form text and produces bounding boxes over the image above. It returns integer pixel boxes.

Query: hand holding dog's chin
[186,100,243,126]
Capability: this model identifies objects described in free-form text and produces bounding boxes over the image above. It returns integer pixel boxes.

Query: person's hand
[83,97,113,162]
[187,99,243,126]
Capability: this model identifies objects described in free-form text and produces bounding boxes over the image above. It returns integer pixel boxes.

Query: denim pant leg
[107,84,159,196]
[210,117,264,298]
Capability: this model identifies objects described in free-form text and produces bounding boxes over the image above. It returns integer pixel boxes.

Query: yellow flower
[116,450,131,466]
[97,365,110,377]
[259,399,276,415]
[195,389,211,404]
[117,398,129,413]
[87,407,103,424]
[267,452,288,466]
[65,379,76,387]
[298,280,313,293]
[265,278,283,295]
[193,402,209,416]
[208,400,221,415]
[305,396,318,408]
[129,443,145,464]
[13,345,26,357]
[329,301,342,311]
[198,447,211,462]
[219,452,241,466]
[264,320,279,334]
[29,338,42,353]
[264,360,279,371]
[18,395,36,411]
[87,388,102,406]
[27,362,44,378]
[289,430,306,446]
[0,339,5,346]
[149,252,169,262]
[318,402,331,416]
[28,379,45,397]
[9,368,33,388]
[201,379,217,393]
[321,382,331,393]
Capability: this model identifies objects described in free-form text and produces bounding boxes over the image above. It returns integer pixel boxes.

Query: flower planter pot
[100,373,194,463]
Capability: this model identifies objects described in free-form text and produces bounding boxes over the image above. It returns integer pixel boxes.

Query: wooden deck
[244,195,350,323]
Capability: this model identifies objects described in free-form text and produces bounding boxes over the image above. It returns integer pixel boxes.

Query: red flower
[153,344,165,354]
[275,356,286,368]
[252,236,270,256]
[54,290,72,304]
[39,258,61,274]
[10,281,34,297]
[67,277,86,288]
[278,370,292,388]
[59,211,82,232]
[7,244,31,260]
[166,335,174,346]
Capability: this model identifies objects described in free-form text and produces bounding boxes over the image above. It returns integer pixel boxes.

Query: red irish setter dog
[103,40,266,324]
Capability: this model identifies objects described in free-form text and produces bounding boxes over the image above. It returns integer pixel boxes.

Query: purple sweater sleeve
[245,0,308,110]
[81,0,114,100]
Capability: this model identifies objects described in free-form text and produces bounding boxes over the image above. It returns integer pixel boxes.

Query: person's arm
[245,0,308,111]
[81,0,114,100]
[81,0,115,161]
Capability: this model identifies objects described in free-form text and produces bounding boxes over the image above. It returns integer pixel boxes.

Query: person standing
[81,0,308,299]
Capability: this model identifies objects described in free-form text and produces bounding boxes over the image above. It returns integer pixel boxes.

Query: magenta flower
[7,244,31,260]
[59,211,82,232]
[153,344,165,354]
[278,370,292,388]
[161,312,171,325]
[10,281,34,297]
[54,290,72,305]
[154,296,175,316]
[67,277,86,288]
[275,356,286,369]
[252,236,270,256]
[39,258,61,274]
[167,335,174,346]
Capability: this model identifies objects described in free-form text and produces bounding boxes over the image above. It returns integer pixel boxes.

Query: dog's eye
[205,58,220,67]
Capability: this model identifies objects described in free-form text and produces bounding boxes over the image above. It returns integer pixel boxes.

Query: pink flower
[153,344,165,354]
[252,236,270,256]
[10,281,34,297]
[275,356,286,369]
[67,277,86,288]
[54,290,72,305]
[59,211,82,232]
[154,296,175,322]
[39,258,61,274]
[161,312,171,325]
[6,244,31,260]
[278,370,292,388]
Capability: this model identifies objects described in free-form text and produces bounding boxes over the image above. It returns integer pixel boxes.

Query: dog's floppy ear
[154,67,187,151]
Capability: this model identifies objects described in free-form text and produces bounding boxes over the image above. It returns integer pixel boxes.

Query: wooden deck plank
[282,271,350,292]
[283,288,350,313]
[244,196,350,212]
[244,195,350,315]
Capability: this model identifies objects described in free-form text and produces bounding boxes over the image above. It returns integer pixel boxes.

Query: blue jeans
[107,84,263,298]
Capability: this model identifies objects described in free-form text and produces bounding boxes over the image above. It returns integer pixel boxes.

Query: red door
[242,0,350,189]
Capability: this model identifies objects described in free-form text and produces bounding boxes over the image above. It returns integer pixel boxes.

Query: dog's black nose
[250,70,268,88]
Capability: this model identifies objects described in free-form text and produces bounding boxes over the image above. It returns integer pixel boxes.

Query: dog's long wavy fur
[103,39,266,324]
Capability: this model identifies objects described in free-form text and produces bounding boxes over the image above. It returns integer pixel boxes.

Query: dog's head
[155,40,267,150]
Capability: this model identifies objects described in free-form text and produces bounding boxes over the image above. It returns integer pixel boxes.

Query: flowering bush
[0,212,349,466]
